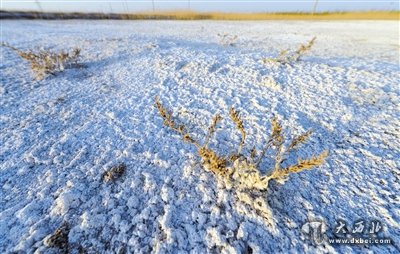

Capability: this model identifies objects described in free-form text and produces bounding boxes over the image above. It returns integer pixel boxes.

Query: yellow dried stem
[290,37,316,62]
[204,114,222,146]
[229,107,246,154]
[255,117,283,167]
[288,129,313,151]
[273,140,285,171]
[154,96,200,147]
[267,150,328,181]
[270,117,283,144]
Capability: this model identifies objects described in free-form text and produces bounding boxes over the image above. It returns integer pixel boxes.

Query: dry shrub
[155,97,328,192]
[2,43,81,80]
[264,37,316,65]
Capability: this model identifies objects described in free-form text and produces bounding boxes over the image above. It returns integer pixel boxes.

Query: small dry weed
[2,42,81,80]
[264,37,316,65]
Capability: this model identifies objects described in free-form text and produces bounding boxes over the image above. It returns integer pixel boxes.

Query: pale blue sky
[1,0,399,13]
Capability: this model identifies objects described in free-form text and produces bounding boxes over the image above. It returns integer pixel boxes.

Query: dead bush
[2,42,81,80]
[154,97,328,192]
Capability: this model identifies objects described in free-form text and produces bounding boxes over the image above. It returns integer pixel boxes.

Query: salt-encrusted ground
[0,20,399,253]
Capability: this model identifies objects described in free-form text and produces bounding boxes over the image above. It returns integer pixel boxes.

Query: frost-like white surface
[0,20,399,253]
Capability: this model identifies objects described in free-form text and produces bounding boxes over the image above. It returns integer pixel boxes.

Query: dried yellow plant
[2,43,81,80]
[154,97,328,192]
[264,37,316,65]
[290,36,316,62]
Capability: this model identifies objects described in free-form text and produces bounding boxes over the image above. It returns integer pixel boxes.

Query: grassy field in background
[134,11,400,20]
[1,10,399,20]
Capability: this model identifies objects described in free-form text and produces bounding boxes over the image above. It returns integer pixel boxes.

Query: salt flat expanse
[0,20,399,253]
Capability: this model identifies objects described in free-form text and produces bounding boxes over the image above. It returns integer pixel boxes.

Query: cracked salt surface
[0,20,399,253]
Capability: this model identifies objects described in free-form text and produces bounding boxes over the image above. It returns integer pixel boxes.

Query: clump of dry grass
[264,37,316,65]
[155,97,328,192]
[102,163,126,182]
[217,33,238,46]
[1,42,81,80]
[44,222,69,253]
